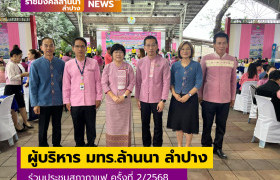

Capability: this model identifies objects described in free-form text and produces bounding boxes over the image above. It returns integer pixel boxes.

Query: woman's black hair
[263,65,276,79]
[111,44,126,56]
[10,45,22,57]
[247,63,258,79]
[65,51,71,56]
[29,49,42,59]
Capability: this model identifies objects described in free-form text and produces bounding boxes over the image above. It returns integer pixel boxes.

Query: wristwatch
[161,99,166,103]
[188,93,192,97]
[123,94,128,99]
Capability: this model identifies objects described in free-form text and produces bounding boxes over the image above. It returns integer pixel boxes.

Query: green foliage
[96,45,103,55]
[161,48,167,56]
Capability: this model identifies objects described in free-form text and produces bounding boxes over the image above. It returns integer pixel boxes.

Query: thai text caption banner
[20,147,213,169]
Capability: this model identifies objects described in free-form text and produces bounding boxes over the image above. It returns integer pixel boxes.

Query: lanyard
[75,58,86,79]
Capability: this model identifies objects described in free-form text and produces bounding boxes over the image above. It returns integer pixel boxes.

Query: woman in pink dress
[101,44,135,147]
[239,62,259,91]
[93,51,104,71]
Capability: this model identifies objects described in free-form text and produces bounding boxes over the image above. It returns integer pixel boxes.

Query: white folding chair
[0,83,5,96]
[234,81,257,114]
[23,86,29,113]
[252,95,280,148]
[0,94,18,146]
[248,85,257,123]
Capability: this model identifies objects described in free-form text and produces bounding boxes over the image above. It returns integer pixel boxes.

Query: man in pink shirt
[63,37,102,147]
[199,32,237,159]
[135,36,170,147]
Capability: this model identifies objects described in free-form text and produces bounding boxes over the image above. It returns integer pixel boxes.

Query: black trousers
[201,101,230,150]
[140,102,163,147]
[39,106,63,147]
[71,106,96,147]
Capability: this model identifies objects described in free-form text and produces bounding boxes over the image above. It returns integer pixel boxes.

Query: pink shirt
[5,61,22,85]
[62,56,71,63]
[28,59,35,72]
[198,53,237,103]
[63,57,102,106]
[239,73,259,90]
[135,55,171,103]
[101,62,135,104]
[257,78,268,86]
[93,55,103,66]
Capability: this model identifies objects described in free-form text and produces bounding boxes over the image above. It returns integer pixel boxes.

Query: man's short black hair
[144,36,158,45]
[269,70,280,81]
[111,43,126,56]
[213,32,229,44]
[41,37,55,46]
[73,37,87,47]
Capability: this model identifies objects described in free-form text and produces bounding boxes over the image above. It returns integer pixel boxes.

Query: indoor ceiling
[65,0,209,38]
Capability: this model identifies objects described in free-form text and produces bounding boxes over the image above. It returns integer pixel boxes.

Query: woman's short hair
[178,41,194,59]
[111,44,126,56]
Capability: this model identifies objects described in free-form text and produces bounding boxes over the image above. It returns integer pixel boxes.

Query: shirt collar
[43,56,55,63]
[147,55,159,62]
[214,52,227,59]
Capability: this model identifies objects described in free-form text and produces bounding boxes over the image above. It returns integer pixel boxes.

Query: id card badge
[80,83,85,90]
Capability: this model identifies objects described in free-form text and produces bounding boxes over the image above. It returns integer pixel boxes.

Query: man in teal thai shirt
[29,37,65,147]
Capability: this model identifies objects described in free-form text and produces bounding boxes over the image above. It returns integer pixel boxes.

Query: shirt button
[52,90,55,94]
[51,74,54,78]
[50,65,53,70]
[51,82,54,86]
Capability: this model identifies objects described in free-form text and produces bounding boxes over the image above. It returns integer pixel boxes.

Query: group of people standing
[3,32,237,159]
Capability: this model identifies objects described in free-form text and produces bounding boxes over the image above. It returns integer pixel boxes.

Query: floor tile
[245,159,276,170]
[209,171,238,180]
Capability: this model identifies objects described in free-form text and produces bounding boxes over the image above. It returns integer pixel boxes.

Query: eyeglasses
[145,44,157,48]
[74,45,86,49]
[43,44,54,48]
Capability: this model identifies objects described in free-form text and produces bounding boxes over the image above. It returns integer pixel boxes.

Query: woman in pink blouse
[4,45,31,131]
[257,65,276,86]
[239,63,259,91]
[101,44,135,147]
